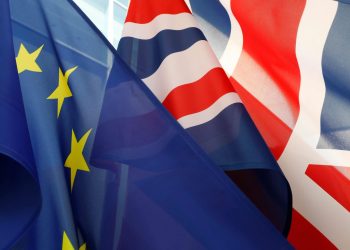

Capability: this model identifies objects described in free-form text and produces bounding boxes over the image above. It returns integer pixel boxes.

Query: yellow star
[15,43,44,74]
[64,129,92,191]
[62,231,86,250]
[62,232,74,250]
[47,66,77,118]
[79,243,86,250]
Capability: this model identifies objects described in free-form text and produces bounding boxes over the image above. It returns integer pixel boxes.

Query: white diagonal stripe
[278,1,350,249]
[218,0,243,76]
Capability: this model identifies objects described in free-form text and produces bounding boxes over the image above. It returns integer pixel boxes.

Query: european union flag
[0,0,292,249]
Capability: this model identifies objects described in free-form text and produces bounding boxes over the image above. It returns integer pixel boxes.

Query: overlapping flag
[188,0,350,248]
[118,0,292,235]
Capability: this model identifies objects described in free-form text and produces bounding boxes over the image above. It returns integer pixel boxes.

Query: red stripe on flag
[231,77,292,159]
[288,209,337,250]
[306,164,350,212]
[163,68,234,120]
[230,0,305,154]
[126,0,190,24]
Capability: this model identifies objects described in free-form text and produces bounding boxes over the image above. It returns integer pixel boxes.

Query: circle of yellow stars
[16,43,92,249]
[15,42,92,191]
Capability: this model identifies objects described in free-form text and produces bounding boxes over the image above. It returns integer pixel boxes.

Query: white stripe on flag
[122,13,197,40]
[178,92,241,129]
[218,0,243,76]
[142,40,221,101]
[278,1,350,249]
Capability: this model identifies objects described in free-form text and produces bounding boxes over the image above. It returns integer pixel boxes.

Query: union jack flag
[189,0,350,248]
[118,0,295,239]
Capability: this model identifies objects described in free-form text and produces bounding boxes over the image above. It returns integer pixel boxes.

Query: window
[113,1,127,25]
[74,0,129,47]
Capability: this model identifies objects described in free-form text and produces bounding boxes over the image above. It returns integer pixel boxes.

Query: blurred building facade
[74,0,129,46]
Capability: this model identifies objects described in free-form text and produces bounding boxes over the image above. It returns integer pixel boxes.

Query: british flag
[118,0,296,239]
[117,0,350,249]
[189,0,350,248]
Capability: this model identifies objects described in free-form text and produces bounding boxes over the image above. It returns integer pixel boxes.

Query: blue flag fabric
[0,0,292,249]
[0,0,41,248]
[117,0,292,235]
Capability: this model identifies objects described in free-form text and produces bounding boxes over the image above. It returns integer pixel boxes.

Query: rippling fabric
[118,0,292,234]
[0,0,292,249]
[198,0,350,248]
